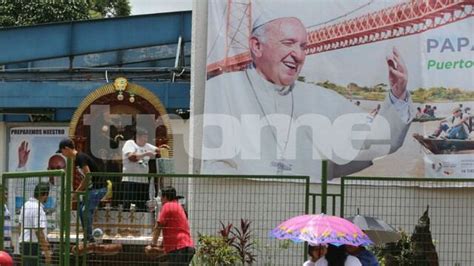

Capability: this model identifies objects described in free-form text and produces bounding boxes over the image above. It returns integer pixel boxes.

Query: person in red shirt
[147,186,195,265]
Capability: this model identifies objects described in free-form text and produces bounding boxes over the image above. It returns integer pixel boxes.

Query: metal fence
[1,169,310,265]
[342,176,474,266]
[309,192,341,216]
[1,170,67,266]
[85,173,310,266]
[4,169,474,265]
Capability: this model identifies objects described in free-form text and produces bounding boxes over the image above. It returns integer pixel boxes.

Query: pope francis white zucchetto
[251,0,312,31]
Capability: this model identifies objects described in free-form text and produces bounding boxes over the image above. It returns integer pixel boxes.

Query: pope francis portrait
[201,1,414,181]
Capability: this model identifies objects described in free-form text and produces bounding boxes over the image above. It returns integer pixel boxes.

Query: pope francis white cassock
[201,7,414,182]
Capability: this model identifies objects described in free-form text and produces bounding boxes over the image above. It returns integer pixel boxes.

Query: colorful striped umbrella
[271,214,373,246]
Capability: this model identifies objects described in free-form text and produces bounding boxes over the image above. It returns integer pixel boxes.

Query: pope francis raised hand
[202,16,413,181]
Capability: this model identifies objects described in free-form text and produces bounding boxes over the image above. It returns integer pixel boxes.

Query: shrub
[195,219,257,265]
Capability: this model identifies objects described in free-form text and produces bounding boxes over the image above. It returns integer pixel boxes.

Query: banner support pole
[321,160,327,214]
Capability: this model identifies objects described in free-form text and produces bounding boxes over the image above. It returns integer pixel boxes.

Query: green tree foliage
[412,88,427,102]
[297,76,306,82]
[196,234,240,265]
[411,87,474,102]
[0,1,90,27]
[0,0,131,28]
[89,0,131,19]
[372,230,416,266]
[313,80,474,103]
[315,81,387,101]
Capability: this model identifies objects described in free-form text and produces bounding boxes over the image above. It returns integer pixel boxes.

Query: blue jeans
[448,125,468,140]
[440,123,449,132]
[79,187,107,240]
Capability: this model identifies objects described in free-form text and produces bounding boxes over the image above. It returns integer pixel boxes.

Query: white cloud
[129,0,192,15]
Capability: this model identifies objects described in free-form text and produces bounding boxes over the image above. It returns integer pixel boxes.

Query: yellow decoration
[104,180,113,200]
[159,144,171,158]
[114,77,128,92]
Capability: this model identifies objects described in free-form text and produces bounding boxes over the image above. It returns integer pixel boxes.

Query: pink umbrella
[271,214,373,246]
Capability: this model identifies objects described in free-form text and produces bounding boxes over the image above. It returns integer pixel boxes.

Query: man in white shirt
[202,13,413,181]
[121,128,160,211]
[19,182,51,266]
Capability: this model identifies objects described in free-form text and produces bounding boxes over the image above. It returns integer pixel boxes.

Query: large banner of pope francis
[202,0,474,181]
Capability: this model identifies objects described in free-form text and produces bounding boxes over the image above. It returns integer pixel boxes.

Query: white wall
[185,177,308,265]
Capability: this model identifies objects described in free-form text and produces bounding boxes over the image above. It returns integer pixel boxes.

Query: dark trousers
[165,247,195,265]
[20,242,40,266]
[116,181,149,211]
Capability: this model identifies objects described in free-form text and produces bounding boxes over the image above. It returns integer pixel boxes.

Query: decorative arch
[69,79,174,159]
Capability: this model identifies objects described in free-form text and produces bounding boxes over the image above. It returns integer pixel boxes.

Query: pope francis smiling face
[250,17,308,87]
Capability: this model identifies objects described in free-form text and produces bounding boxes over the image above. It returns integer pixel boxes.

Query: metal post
[0,179,4,251]
[304,175,310,261]
[321,160,328,214]
[172,36,183,82]
[82,179,90,266]
[64,158,73,266]
[340,177,345,217]
[59,170,66,266]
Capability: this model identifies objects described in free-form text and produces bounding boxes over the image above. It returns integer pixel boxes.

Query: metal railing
[1,168,310,265]
[342,176,474,265]
[1,170,66,265]
[5,168,474,265]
